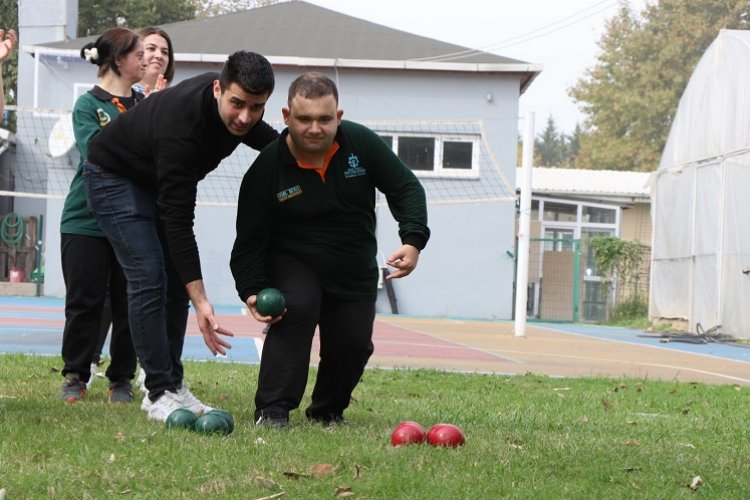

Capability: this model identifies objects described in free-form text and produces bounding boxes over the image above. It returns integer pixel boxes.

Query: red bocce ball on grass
[427,423,465,447]
[390,421,427,446]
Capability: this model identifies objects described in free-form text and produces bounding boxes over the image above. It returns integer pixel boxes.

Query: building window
[398,137,434,171]
[544,228,575,251]
[443,141,473,169]
[583,206,616,224]
[377,132,479,178]
[543,201,577,222]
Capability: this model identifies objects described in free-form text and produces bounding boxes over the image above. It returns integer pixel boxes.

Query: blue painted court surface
[0,296,260,364]
[537,322,750,364]
[2,296,750,377]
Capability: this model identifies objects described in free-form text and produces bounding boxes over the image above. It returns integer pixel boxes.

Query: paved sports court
[1,296,749,386]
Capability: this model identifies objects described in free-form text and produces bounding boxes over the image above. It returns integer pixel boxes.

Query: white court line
[253,337,264,359]
[481,347,750,385]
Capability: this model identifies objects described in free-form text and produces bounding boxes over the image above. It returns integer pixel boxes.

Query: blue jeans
[83,161,189,400]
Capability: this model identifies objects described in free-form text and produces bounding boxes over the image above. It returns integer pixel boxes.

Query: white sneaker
[87,363,97,389]
[176,386,213,415]
[140,394,152,412]
[135,367,147,393]
[146,391,193,422]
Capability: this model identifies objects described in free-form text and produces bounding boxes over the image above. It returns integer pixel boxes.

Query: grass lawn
[1,353,748,498]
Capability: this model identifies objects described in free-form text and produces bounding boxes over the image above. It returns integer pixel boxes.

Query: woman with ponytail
[59,27,145,404]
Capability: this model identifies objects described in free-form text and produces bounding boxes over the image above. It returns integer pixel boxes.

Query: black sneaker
[254,410,289,429]
[306,410,348,426]
[108,380,134,403]
[60,373,87,404]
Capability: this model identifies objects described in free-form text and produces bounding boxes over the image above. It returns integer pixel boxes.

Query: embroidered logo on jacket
[277,185,303,202]
[96,108,112,127]
[344,153,367,179]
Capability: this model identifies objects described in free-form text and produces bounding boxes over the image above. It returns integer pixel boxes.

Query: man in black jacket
[231,72,429,428]
[85,51,278,422]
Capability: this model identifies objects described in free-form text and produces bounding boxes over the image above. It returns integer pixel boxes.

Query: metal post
[514,113,534,337]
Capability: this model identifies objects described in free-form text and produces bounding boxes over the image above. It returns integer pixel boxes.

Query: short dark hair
[287,72,338,106]
[137,26,176,83]
[218,51,274,96]
[80,27,141,79]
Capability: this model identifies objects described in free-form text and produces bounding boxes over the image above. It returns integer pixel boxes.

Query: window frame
[376,132,481,179]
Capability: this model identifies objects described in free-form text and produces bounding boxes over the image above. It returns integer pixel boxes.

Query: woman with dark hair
[59,27,145,404]
[135,26,175,95]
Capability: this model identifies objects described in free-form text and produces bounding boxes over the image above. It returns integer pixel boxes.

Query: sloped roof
[35,0,540,90]
[516,167,651,200]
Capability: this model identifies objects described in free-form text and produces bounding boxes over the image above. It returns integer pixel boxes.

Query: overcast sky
[307,0,650,135]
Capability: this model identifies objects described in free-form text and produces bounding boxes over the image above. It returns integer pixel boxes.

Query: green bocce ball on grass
[194,412,231,435]
[256,287,286,317]
[206,409,234,434]
[165,408,198,430]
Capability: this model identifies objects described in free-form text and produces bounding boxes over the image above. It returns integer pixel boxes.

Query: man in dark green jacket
[231,72,430,428]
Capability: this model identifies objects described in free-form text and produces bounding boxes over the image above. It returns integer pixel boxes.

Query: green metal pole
[572,239,581,322]
[35,214,43,297]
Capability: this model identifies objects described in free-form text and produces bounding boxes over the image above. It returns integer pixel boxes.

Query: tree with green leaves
[0,0,18,112]
[533,116,581,168]
[534,116,565,167]
[78,0,196,37]
[570,0,750,172]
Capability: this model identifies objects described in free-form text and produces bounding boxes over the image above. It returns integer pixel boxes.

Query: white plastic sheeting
[651,30,750,338]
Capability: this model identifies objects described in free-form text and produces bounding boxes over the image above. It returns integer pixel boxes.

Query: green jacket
[231,120,430,301]
[60,87,141,236]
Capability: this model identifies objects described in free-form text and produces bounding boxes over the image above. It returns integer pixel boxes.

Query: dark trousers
[84,162,189,400]
[255,254,375,419]
[60,233,136,383]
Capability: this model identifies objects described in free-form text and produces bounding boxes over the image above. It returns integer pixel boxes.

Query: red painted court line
[0,306,63,314]
[369,320,506,362]
[0,317,65,327]
[1,304,503,365]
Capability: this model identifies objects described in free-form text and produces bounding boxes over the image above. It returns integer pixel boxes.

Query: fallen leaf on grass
[688,476,703,491]
[681,443,696,449]
[601,399,612,411]
[311,463,336,476]
[353,465,361,480]
[506,436,523,449]
[334,486,354,497]
[107,453,115,464]
[552,387,570,391]
[282,471,309,479]
[115,431,125,443]
[140,431,157,443]
[254,476,280,489]
[620,467,642,472]
[578,415,589,424]
[624,439,639,447]
[0,487,6,500]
